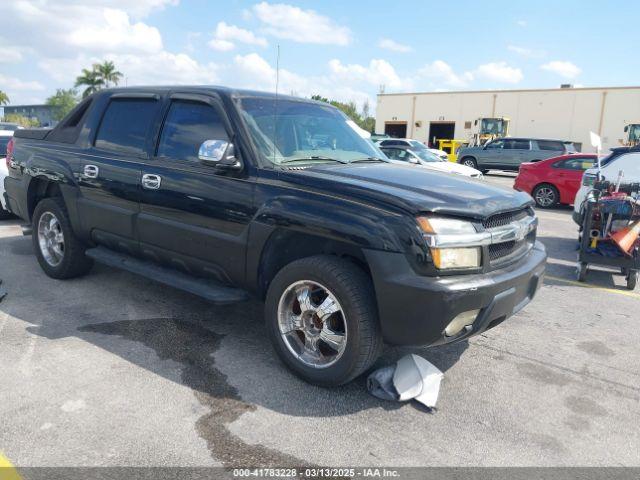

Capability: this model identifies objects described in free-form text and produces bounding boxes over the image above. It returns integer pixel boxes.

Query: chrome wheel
[37,212,65,267]
[463,159,476,168]
[535,186,556,207]
[277,280,348,369]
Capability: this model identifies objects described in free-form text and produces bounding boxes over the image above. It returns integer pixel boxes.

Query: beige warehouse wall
[376,87,640,152]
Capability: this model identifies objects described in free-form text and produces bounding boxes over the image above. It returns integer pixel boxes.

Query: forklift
[468,117,510,147]
[623,123,640,146]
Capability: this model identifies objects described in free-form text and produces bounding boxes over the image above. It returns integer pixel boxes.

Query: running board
[85,246,249,305]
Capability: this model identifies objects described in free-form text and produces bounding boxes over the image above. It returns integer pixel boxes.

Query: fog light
[444,309,480,337]
[431,247,481,269]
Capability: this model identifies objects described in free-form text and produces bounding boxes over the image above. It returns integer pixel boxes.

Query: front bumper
[364,241,547,346]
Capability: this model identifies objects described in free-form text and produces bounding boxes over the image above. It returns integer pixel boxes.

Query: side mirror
[408,156,419,164]
[624,125,629,132]
[198,140,240,169]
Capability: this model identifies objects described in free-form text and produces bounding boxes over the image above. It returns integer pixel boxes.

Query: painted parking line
[545,275,640,299]
[0,452,22,480]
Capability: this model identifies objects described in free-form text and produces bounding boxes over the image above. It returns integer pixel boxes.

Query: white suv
[573,151,640,224]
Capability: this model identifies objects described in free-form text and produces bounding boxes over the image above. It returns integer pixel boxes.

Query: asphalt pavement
[1,172,639,468]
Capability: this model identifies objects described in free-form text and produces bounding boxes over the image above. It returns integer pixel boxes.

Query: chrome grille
[488,240,517,261]
[488,231,536,264]
[482,208,530,229]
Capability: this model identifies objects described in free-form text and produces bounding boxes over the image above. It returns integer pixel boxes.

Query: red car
[514,154,597,208]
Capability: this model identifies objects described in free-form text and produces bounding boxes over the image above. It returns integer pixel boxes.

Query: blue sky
[0,0,635,109]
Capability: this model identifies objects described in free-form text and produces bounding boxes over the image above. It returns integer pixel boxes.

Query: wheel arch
[255,228,371,300]
[532,182,560,206]
[26,176,63,221]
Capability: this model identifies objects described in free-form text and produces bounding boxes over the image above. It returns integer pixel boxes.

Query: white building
[375,86,640,152]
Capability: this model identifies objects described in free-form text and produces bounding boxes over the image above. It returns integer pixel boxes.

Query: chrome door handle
[84,164,99,178]
[141,173,161,190]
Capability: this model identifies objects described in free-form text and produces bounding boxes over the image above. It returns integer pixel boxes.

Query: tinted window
[383,148,417,162]
[381,147,408,161]
[156,100,228,162]
[486,140,504,149]
[380,139,404,147]
[537,140,564,151]
[95,98,159,155]
[554,157,595,170]
[504,139,530,150]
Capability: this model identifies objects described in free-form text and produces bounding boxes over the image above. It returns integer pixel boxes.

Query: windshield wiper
[279,156,348,164]
[350,157,387,163]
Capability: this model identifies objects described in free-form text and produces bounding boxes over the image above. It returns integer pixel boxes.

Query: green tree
[311,95,376,133]
[0,90,9,106]
[46,88,79,121]
[95,60,123,88]
[3,113,39,128]
[74,61,124,98]
[75,67,105,99]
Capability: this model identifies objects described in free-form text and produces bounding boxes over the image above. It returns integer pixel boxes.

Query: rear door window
[504,139,530,150]
[536,140,564,151]
[156,100,228,162]
[95,98,160,155]
[554,157,595,170]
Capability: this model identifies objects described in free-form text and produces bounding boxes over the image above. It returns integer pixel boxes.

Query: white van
[573,152,640,224]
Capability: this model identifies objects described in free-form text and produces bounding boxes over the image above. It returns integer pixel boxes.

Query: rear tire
[627,270,638,290]
[265,255,383,386]
[32,197,93,279]
[460,157,478,169]
[533,183,559,208]
[576,262,588,282]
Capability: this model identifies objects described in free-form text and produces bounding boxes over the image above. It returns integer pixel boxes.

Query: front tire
[265,255,383,386]
[32,197,93,279]
[460,157,478,169]
[533,183,559,208]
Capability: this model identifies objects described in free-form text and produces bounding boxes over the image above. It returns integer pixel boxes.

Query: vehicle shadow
[538,235,580,263]
[2,235,467,422]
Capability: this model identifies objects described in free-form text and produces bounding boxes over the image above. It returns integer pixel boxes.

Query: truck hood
[418,161,481,177]
[286,163,533,218]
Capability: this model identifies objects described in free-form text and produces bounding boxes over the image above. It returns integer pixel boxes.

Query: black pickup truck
[4,86,546,386]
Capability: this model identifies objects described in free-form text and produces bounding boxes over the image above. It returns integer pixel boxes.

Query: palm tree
[0,90,9,106]
[74,68,105,99]
[95,61,123,88]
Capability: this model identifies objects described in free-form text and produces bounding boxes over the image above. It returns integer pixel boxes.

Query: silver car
[457,138,577,172]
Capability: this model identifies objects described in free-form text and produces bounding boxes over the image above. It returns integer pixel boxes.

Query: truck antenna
[273,44,280,165]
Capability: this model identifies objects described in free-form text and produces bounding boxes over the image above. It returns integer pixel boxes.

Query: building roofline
[377,85,640,97]
[3,104,51,108]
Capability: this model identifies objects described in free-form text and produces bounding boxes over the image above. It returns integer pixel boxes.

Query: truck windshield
[629,125,640,143]
[481,119,505,135]
[238,97,385,165]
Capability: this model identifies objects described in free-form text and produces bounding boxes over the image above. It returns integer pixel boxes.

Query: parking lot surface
[1,172,639,468]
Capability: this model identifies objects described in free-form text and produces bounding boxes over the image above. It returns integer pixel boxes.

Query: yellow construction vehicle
[469,117,510,147]
[436,139,468,163]
[623,123,640,146]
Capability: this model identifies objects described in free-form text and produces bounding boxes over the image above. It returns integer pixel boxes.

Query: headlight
[417,217,477,235]
[417,216,482,269]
